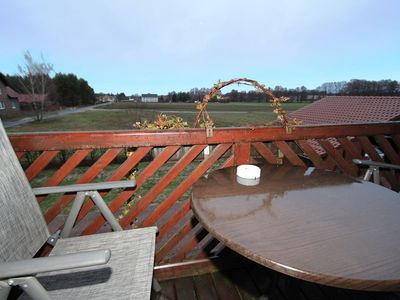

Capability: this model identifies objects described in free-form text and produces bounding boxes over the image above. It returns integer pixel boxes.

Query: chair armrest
[352,159,400,170]
[32,180,136,195]
[0,249,111,279]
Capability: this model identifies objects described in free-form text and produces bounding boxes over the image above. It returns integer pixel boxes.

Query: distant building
[0,73,20,116]
[127,95,141,102]
[18,94,48,107]
[96,94,117,103]
[141,93,158,103]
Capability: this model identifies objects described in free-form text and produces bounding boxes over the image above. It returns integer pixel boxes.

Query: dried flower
[134,114,189,130]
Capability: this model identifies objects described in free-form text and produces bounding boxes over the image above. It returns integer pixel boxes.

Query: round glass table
[191,165,400,291]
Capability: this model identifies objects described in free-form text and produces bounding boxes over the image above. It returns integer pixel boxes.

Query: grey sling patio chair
[353,158,400,186]
[0,120,157,300]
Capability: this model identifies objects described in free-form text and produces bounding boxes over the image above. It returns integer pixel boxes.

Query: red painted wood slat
[171,223,208,262]
[337,137,363,160]
[81,146,178,235]
[357,136,384,162]
[156,216,198,264]
[36,149,92,204]
[318,139,358,177]
[72,147,151,228]
[375,135,400,165]
[121,145,206,229]
[221,154,235,168]
[392,134,400,150]
[157,200,191,241]
[45,149,92,186]
[25,150,60,181]
[10,123,400,151]
[274,141,306,167]
[44,148,122,224]
[194,234,220,259]
[142,143,231,227]
[107,147,152,181]
[295,139,325,168]
[252,142,280,165]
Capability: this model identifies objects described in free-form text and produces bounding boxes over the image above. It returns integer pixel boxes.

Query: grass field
[7,102,309,132]
[102,101,309,112]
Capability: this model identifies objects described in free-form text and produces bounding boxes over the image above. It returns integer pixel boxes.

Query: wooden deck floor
[152,257,400,300]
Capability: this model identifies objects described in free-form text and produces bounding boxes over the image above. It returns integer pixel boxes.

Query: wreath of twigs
[194,78,301,132]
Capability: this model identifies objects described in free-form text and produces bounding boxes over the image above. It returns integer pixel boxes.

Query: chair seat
[19,227,157,300]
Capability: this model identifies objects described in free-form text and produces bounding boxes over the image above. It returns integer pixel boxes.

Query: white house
[96,94,117,103]
[141,93,158,103]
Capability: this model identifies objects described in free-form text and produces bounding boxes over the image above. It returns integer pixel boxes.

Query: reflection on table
[191,164,400,291]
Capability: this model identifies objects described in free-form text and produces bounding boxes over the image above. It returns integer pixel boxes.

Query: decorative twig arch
[194,78,300,132]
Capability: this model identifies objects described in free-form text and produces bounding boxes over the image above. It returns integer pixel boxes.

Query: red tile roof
[18,94,48,104]
[289,96,400,157]
[290,96,400,124]
[5,86,19,98]
[0,73,19,98]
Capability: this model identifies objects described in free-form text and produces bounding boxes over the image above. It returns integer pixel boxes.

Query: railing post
[233,143,252,165]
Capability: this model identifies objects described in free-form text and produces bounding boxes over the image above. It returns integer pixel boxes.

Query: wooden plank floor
[152,258,400,300]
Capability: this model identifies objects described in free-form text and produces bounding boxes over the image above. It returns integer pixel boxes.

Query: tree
[176,92,191,102]
[189,88,210,102]
[317,81,347,94]
[227,89,239,102]
[52,73,96,106]
[167,92,177,102]
[342,79,400,96]
[17,51,53,121]
[116,92,127,101]
[4,75,25,93]
[78,78,96,104]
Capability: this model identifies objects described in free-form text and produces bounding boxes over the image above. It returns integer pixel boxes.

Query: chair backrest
[0,119,49,262]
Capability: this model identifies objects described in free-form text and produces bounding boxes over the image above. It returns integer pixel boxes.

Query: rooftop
[290,96,400,124]
[5,86,19,99]
[18,93,48,104]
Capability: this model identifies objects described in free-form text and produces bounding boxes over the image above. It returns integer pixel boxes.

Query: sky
[1,0,400,95]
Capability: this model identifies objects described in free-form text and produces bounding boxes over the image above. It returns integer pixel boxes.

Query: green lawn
[7,102,309,132]
[103,101,308,112]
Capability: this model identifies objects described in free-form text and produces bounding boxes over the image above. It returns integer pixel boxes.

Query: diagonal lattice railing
[9,122,400,265]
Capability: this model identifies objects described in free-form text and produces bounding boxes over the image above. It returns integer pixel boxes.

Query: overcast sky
[1,0,399,94]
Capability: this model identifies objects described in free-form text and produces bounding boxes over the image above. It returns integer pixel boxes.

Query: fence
[9,122,400,265]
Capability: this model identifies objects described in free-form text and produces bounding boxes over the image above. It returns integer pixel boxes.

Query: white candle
[236,164,261,180]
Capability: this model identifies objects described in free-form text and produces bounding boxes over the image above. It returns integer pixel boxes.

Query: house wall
[141,94,158,102]
[141,96,158,102]
[0,81,20,116]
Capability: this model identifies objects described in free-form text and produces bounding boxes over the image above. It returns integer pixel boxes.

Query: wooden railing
[9,122,400,265]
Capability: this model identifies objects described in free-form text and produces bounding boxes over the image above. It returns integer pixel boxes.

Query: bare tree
[18,51,53,121]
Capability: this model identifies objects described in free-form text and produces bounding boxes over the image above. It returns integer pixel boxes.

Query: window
[0,101,5,110]
[11,100,17,109]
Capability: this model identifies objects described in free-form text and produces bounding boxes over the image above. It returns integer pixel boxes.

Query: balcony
[8,122,400,299]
